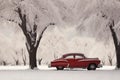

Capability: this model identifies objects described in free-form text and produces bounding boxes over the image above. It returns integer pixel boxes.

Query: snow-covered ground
[38,65,116,70]
[0,65,116,70]
[0,65,119,80]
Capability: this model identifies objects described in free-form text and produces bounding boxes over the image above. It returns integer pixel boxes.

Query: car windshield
[64,55,74,59]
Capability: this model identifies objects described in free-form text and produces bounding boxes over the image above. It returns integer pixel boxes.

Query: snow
[38,65,116,70]
[0,65,29,70]
[0,0,120,66]
[0,65,116,70]
[0,65,119,80]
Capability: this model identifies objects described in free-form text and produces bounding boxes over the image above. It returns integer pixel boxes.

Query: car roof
[62,53,84,57]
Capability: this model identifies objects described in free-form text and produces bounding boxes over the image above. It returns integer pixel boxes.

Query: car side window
[65,55,74,59]
[75,55,84,59]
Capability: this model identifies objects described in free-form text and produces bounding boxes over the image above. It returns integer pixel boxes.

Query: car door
[74,55,85,68]
[64,55,75,68]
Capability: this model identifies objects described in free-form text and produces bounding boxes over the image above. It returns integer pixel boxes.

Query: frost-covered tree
[15,7,55,69]
[0,0,55,69]
[108,20,120,68]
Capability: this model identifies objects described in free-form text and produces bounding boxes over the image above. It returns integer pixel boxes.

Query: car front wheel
[56,66,64,70]
[87,64,96,70]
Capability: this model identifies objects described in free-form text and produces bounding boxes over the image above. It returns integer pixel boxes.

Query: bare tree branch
[26,42,30,53]
[35,23,55,48]
[38,58,42,65]
[35,26,48,48]
[108,55,112,66]
[15,7,33,47]
[15,7,23,23]
[21,48,26,65]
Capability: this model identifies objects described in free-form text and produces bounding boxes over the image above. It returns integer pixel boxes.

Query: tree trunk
[29,47,37,69]
[116,44,120,68]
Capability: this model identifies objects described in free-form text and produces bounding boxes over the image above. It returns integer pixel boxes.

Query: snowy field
[0,65,119,80]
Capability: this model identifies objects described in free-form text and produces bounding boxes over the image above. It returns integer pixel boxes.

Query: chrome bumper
[48,64,51,68]
[97,64,102,68]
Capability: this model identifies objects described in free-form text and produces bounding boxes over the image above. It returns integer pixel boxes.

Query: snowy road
[0,69,119,80]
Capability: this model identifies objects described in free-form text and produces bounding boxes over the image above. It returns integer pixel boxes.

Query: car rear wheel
[56,66,64,70]
[87,64,96,70]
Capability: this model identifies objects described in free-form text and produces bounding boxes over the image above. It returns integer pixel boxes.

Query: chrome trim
[53,60,68,62]
[79,59,98,62]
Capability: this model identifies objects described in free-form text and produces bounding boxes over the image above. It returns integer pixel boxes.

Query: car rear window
[75,55,84,59]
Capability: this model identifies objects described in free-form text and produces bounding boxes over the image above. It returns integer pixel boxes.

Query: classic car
[49,53,102,70]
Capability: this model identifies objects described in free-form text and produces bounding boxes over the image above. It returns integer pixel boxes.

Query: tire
[56,66,64,70]
[87,64,96,70]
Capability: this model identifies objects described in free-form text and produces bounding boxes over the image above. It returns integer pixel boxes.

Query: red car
[49,53,102,70]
